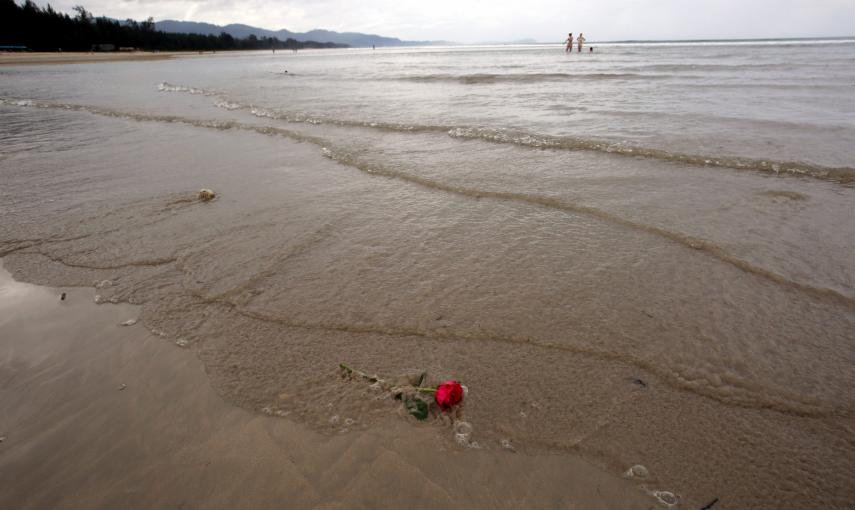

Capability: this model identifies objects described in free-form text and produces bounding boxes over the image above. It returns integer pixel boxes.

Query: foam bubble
[157,82,213,96]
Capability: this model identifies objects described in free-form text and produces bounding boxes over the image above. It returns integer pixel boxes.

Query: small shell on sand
[94,294,104,304]
[652,490,679,506]
[625,464,649,478]
[198,189,216,202]
[120,319,138,327]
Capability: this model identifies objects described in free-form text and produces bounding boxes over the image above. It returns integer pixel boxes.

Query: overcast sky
[37,0,855,43]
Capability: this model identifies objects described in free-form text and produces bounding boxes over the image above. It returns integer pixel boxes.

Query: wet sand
[0,263,654,509]
[0,52,176,66]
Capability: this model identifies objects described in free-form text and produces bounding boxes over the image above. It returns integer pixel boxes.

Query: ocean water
[1,40,854,509]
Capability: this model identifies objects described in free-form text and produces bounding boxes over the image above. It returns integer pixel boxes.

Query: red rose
[435,380,464,409]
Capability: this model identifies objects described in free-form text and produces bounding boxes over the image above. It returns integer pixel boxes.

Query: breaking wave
[166,83,851,185]
[242,104,855,185]
[8,90,855,187]
[394,72,673,84]
[444,127,855,183]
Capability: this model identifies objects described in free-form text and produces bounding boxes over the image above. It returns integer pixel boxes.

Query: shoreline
[0,48,342,66]
[0,51,179,66]
[0,261,653,509]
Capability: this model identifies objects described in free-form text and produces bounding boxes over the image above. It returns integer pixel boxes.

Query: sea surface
[1,40,854,509]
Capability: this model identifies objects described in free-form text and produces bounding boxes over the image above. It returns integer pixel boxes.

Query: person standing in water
[565,33,573,53]
[577,33,586,52]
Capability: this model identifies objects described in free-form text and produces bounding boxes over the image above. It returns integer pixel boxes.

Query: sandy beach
[0,263,653,509]
[0,51,180,66]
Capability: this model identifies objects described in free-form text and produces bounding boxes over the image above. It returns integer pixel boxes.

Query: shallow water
[1,41,854,509]
[0,262,657,510]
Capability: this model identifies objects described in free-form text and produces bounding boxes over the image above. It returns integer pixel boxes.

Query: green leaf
[404,397,429,420]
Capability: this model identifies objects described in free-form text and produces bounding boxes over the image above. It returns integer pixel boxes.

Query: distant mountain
[154,20,445,47]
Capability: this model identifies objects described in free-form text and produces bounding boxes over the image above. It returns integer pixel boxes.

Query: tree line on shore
[0,1,347,51]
